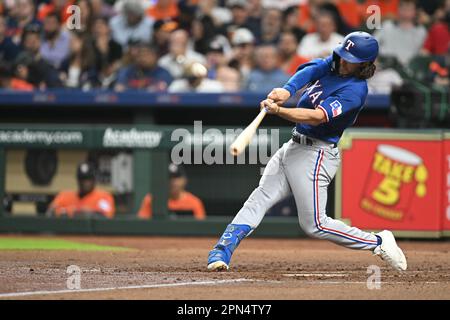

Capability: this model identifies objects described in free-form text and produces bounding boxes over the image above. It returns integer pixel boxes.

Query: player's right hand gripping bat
[229,107,268,156]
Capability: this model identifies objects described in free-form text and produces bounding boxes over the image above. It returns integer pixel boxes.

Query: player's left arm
[261,100,327,126]
[263,86,365,126]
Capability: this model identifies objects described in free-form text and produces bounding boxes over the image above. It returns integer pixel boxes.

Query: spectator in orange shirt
[47,162,115,218]
[0,62,34,90]
[37,0,74,24]
[335,0,364,29]
[365,0,400,21]
[138,163,206,220]
[297,0,317,34]
[146,0,179,21]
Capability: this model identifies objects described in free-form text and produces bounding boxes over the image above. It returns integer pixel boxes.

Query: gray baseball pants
[232,135,379,250]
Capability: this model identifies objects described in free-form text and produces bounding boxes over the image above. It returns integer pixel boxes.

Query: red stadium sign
[443,133,450,237]
[335,130,443,238]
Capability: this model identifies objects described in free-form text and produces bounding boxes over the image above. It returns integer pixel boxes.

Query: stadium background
[0,0,449,235]
[0,0,449,237]
[0,0,449,301]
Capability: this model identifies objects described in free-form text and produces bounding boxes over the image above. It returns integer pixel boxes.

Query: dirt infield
[0,235,449,300]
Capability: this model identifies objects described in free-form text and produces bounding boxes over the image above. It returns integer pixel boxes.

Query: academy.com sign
[103,128,163,148]
[0,129,83,145]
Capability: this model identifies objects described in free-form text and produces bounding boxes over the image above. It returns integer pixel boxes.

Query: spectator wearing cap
[146,0,179,21]
[47,162,115,219]
[374,0,427,66]
[297,9,344,60]
[278,31,309,76]
[0,15,20,62]
[151,19,178,57]
[40,12,71,69]
[138,163,206,220]
[228,28,255,82]
[16,24,62,88]
[109,0,154,47]
[168,61,224,92]
[245,45,289,93]
[158,29,206,79]
[59,31,99,90]
[115,43,172,92]
[220,0,260,40]
[205,36,230,79]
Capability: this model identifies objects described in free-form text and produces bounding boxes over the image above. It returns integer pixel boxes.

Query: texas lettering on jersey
[305,80,323,105]
[283,54,369,144]
[305,79,342,118]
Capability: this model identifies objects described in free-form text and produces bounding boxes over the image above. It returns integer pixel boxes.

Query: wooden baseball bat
[230,108,267,156]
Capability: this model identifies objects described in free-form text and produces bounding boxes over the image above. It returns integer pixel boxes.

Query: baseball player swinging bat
[207,31,408,273]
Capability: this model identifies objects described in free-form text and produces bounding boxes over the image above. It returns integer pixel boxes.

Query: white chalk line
[1,274,447,298]
[306,281,443,285]
[282,273,349,277]
[0,278,256,298]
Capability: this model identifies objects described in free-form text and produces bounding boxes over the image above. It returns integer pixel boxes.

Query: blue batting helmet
[334,31,379,63]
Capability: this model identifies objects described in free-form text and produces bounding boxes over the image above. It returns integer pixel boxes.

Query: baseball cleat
[207,246,231,271]
[207,224,252,271]
[207,260,229,272]
[373,230,407,271]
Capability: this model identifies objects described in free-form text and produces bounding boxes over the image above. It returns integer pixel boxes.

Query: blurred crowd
[0,0,448,93]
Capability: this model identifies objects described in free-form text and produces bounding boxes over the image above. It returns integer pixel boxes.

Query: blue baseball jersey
[282,55,368,144]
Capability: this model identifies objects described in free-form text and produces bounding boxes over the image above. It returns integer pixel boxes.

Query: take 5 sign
[335,130,445,238]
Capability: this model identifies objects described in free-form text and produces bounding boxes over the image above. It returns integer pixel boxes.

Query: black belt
[292,133,337,148]
[292,134,314,146]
